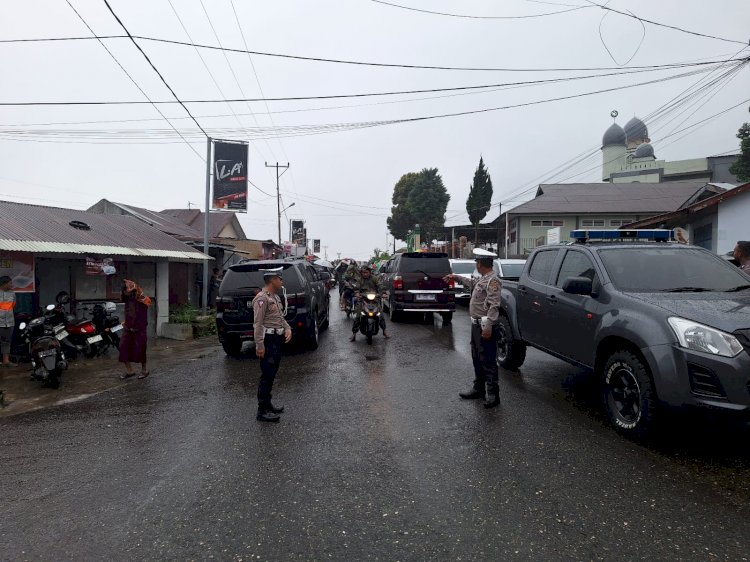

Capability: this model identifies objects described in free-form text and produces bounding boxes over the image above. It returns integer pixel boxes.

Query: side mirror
[319,272,331,281]
[562,276,594,296]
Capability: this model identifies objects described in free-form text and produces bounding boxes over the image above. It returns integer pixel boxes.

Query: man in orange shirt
[0,276,17,367]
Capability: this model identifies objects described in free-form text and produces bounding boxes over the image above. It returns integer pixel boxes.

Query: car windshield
[598,248,748,292]
[221,263,302,292]
[498,263,525,278]
[400,254,450,274]
[451,262,475,274]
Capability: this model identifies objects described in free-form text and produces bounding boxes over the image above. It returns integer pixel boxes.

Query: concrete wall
[717,189,750,254]
[156,261,169,337]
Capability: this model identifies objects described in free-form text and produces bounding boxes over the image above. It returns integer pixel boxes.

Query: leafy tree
[406,168,451,242]
[387,172,419,241]
[371,248,390,262]
[729,122,750,182]
[387,169,450,243]
[465,156,494,244]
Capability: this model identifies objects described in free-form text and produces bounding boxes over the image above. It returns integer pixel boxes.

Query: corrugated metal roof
[0,200,210,261]
[162,208,244,239]
[508,181,706,215]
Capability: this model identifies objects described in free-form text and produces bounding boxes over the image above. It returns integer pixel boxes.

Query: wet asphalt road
[2,305,749,561]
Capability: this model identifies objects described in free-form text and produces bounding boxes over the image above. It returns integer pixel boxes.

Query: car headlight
[667,317,743,358]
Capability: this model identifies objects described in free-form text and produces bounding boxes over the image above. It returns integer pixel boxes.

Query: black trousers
[258,333,283,410]
[470,324,499,392]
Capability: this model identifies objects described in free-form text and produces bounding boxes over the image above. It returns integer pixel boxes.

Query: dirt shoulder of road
[0,336,222,418]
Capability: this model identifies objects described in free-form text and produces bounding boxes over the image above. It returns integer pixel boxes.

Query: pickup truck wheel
[307,312,320,350]
[221,339,243,358]
[496,316,526,371]
[602,350,656,438]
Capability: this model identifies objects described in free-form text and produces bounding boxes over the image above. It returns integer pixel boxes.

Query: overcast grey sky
[1,0,748,260]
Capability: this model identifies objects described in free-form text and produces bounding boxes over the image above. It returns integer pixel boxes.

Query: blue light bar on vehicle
[570,229,672,242]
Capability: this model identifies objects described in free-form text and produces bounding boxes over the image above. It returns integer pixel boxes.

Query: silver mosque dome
[633,142,655,158]
[624,116,648,141]
[602,123,627,147]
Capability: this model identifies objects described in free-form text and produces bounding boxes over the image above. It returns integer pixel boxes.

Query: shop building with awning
[0,200,210,338]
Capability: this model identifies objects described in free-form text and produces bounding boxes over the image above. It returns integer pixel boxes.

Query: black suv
[216,259,331,356]
[381,252,456,323]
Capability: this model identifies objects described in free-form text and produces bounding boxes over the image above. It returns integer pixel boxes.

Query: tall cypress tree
[466,157,494,244]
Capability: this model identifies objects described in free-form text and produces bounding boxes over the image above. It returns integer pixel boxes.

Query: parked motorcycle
[91,302,122,351]
[356,291,384,345]
[50,292,121,358]
[17,308,68,389]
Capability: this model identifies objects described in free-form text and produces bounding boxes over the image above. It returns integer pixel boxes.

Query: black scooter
[356,291,385,345]
[17,306,68,389]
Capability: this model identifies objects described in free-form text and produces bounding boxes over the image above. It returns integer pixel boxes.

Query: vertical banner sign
[212,141,248,211]
[291,220,305,245]
[313,239,321,253]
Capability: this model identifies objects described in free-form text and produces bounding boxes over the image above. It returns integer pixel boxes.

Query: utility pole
[265,161,290,245]
[496,203,502,258]
[202,137,212,315]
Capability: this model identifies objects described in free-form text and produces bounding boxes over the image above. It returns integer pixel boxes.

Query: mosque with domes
[601,113,738,184]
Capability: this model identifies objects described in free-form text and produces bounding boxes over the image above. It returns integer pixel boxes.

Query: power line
[5,33,745,73]
[1,63,745,145]
[369,0,590,19]
[165,0,249,135]
[100,0,208,137]
[62,0,203,160]
[1,53,736,127]
[586,1,748,46]
[0,60,737,106]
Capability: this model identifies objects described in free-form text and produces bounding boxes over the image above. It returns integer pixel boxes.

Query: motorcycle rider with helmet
[349,265,389,342]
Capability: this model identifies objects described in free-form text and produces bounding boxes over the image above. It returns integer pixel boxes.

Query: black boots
[257,401,282,422]
[268,403,284,414]
[459,387,485,400]
[256,410,280,422]
[484,384,500,409]
[459,384,500,407]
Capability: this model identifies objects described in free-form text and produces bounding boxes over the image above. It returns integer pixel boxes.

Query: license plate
[110,324,123,333]
[87,334,103,344]
[54,324,66,333]
[39,349,57,358]
[56,330,69,340]
[415,294,436,302]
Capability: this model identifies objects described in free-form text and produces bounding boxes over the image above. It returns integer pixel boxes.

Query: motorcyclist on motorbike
[349,265,389,342]
[341,261,361,311]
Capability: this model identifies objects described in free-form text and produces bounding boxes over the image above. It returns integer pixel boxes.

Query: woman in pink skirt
[119,279,152,380]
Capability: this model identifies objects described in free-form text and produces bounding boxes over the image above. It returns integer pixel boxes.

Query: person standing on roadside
[444,249,503,409]
[119,279,152,380]
[253,268,292,423]
[0,276,17,368]
[734,240,750,274]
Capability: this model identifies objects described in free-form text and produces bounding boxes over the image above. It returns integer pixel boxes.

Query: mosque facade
[601,114,738,184]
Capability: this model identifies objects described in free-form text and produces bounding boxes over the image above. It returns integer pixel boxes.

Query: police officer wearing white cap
[444,248,502,408]
[252,267,293,422]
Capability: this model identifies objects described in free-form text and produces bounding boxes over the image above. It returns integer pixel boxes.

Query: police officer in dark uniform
[253,267,293,423]
[445,249,503,408]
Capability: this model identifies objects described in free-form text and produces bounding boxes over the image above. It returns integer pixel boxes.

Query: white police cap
[473,248,497,258]
[261,267,284,281]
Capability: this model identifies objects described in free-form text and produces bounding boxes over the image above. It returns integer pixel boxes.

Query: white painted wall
[156,261,169,337]
[717,189,750,255]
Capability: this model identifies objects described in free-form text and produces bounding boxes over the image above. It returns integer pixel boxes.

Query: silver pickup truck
[497,231,750,437]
